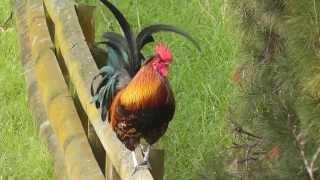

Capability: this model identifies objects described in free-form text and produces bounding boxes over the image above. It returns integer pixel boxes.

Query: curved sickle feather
[101,32,154,62]
[102,32,155,51]
[136,24,201,51]
[96,41,129,67]
[102,32,128,52]
[100,0,139,76]
[139,35,155,49]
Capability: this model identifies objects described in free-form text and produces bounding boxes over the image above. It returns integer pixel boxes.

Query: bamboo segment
[25,0,105,179]
[43,0,156,179]
[75,5,106,173]
[105,155,121,180]
[15,1,68,179]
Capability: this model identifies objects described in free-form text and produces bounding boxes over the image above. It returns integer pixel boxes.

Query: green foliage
[0,1,53,179]
[228,0,320,179]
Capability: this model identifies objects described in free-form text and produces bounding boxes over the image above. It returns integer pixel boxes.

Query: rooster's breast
[109,65,175,150]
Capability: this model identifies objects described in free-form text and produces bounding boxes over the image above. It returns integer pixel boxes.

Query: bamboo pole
[105,155,121,180]
[75,5,106,173]
[43,0,155,179]
[25,0,105,179]
[15,1,68,179]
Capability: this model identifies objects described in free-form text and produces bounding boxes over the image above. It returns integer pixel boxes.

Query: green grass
[0,0,53,179]
[1,0,238,179]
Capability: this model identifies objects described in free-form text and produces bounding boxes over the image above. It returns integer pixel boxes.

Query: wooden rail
[15,0,164,179]
[15,1,68,179]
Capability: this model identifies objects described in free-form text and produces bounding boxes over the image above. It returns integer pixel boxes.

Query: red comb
[155,43,173,62]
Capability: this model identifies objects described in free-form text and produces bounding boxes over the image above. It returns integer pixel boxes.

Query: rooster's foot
[131,161,151,175]
[131,150,152,175]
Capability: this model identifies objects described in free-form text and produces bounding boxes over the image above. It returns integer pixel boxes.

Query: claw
[141,159,152,170]
[131,161,151,175]
[131,148,152,175]
[143,145,151,162]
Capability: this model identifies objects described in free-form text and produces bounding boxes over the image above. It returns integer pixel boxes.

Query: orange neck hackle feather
[119,60,171,111]
[118,43,173,111]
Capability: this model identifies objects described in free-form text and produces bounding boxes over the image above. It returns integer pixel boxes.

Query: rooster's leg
[139,144,151,167]
[131,148,151,175]
[142,145,151,164]
[132,151,139,167]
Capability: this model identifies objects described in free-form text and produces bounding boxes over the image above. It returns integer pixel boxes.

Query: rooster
[91,0,199,173]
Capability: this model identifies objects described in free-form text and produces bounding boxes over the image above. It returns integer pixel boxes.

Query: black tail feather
[139,35,155,49]
[102,32,128,52]
[100,0,139,76]
[137,24,201,51]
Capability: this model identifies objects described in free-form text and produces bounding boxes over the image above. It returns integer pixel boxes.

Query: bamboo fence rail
[15,0,164,179]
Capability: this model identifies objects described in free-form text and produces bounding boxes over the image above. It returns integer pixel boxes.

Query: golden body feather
[120,63,169,109]
[108,60,175,150]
